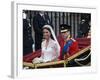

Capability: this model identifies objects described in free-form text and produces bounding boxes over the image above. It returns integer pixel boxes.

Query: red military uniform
[58,35,79,60]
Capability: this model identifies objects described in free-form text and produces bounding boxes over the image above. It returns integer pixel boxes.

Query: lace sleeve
[54,42,60,58]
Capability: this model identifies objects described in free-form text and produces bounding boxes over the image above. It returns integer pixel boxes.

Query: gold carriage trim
[23,45,90,69]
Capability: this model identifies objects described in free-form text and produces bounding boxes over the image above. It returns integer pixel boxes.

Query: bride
[32,25,60,63]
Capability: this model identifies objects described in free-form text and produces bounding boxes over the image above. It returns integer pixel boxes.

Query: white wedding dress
[32,39,59,63]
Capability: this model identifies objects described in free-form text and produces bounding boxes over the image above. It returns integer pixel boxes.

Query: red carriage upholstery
[75,38,91,49]
[23,50,41,62]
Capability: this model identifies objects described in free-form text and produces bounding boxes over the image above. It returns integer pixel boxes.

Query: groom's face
[61,30,70,39]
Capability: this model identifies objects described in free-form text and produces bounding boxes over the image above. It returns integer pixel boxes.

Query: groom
[58,24,79,60]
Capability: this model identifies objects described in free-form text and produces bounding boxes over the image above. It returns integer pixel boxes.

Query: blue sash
[62,40,73,56]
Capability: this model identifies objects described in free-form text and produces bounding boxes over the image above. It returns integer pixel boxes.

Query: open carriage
[23,38,91,69]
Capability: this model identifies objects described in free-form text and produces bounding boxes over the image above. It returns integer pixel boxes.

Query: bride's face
[43,29,51,40]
